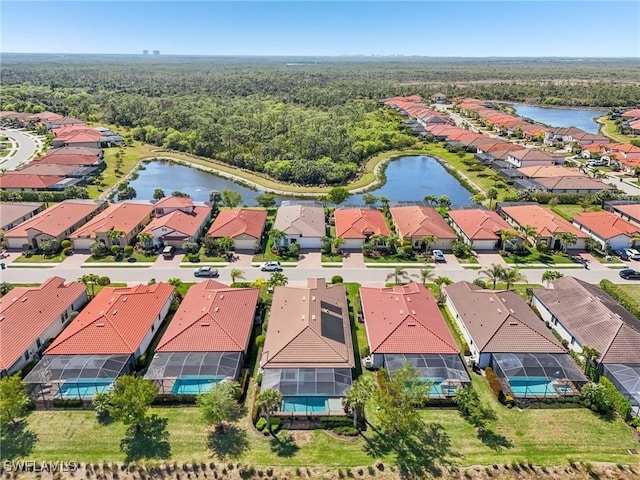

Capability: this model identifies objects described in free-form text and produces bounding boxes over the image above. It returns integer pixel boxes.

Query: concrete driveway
[0,128,44,170]
[298,251,322,268]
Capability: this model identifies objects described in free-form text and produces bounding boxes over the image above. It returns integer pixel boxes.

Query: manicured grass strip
[13,254,64,263]
[596,116,638,144]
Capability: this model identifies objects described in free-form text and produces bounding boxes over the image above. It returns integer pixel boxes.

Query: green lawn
[85,252,158,263]
[614,284,640,313]
[364,254,422,263]
[344,282,367,359]
[13,253,65,263]
[252,235,298,263]
[503,251,575,265]
[321,254,343,262]
[596,116,638,144]
[551,204,602,222]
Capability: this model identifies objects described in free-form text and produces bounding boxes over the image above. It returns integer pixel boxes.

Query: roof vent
[312,296,316,301]
[112,310,117,315]
[301,315,305,321]
[407,321,416,326]
[0,316,5,321]
[214,307,219,312]
[407,297,412,302]
[96,323,105,327]
[21,297,28,302]
[202,307,207,312]
[509,321,518,326]
[399,309,404,315]
[312,314,316,320]
[302,296,306,302]
[122,297,127,302]
[489,297,494,302]
[99,310,104,315]
[220,294,224,300]
[509,308,515,314]
[497,308,502,314]
[411,309,416,315]
[395,296,399,302]
[200,322,210,327]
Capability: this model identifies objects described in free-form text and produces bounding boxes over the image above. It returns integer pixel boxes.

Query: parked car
[619,269,640,280]
[614,249,630,261]
[260,261,283,272]
[162,245,175,258]
[432,250,446,263]
[624,248,640,260]
[194,266,219,277]
[585,159,604,166]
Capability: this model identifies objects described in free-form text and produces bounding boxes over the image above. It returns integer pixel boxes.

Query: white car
[260,261,283,272]
[432,250,446,263]
[625,248,640,260]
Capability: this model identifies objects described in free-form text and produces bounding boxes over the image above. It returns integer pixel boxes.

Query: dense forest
[2,55,639,184]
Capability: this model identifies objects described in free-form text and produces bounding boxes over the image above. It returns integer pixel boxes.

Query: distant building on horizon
[142,50,149,55]
[153,50,160,56]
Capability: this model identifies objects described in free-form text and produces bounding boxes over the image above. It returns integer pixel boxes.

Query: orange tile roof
[260,278,354,369]
[153,196,194,210]
[46,283,174,355]
[70,202,153,240]
[5,200,104,239]
[573,211,640,240]
[390,206,457,240]
[0,173,64,189]
[207,208,267,239]
[156,281,259,353]
[0,277,86,372]
[622,109,640,118]
[360,283,458,355]
[508,149,557,162]
[47,146,102,157]
[611,204,640,223]
[517,165,585,178]
[448,209,512,241]
[143,205,211,238]
[54,126,102,143]
[334,208,389,239]
[35,154,102,166]
[13,164,80,176]
[500,204,589,239]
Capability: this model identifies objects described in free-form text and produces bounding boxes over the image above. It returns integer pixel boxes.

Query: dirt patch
[290,430,314,446]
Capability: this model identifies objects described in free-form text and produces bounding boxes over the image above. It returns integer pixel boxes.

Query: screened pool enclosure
[144,352,242,395]
[491,353,587,399]
[24,354,132,401]
[384,353,471,398]
[603,364,640,417]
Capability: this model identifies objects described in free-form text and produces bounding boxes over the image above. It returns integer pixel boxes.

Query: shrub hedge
[52,398,84,408]
[485,367,505,402]
[599,280,640,319]
[600,377,632,421]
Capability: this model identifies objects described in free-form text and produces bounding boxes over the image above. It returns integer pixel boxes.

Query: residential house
[498,203,589,250]
[69,201,154,250]
[25,283,174,400]
[506,149,557,168]
[607,202,640,226]
[206,208,268,251]
[33,152,104,167]
[516,165,585,179]
[573,211,640,250]
[389,205,457,251]
[273,201,325,249]
[531,277,640,414]
[516,176,614,194]
[545,127,609,147]
[46,146,103,160]
[334,207,389,249]
[621,109,640,120]
[142,197,212,248]
[260,278,354,416]
[360,283,470,397]
[0,173,73,191]
[444,281,585,398]
[0,277,88,377]
[10,163,98,179]
[448,208,514,250]
[145,280,259,394]
[52,126,103,148]
[47,116,85,130]
[432,93,447,104]
[0,202,44,231]
[4,200,106,249]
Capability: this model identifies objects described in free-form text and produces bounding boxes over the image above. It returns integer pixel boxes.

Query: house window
[24,352,30,361]
[151,324,155,332]
[36,338,42,348]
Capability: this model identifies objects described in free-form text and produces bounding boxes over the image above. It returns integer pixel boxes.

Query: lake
[510,104,606,134]
[127,156,474,206]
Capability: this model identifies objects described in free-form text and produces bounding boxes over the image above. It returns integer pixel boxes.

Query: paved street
[0,128,44,170]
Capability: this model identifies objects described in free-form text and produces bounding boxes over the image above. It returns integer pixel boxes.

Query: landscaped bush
[333,426,359,436]
[61,240,72,249]
[485,367,505,402]
[580,383,612,414]
[599,280,640,319]
[52,398,84,408]
[63,247,73,256]
[124,245,134,257]
[376,369,388,394]
[255,335,265,348]
[600,377,632,421]
[331,275,343,284]
[255,417,267,431]
[152,394,197,405]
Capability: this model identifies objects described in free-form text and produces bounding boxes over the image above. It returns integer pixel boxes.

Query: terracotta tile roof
[54,126,102,143]
[0,173,64,189]
[532,277,640,363]
[34,154,102,166]
[153,196,194,210]
[46,283,174,355]
[478,141,525,153]
[444,281,564,354]
[143,205,211,238]
[156,281,259,353]
[0,277,86,372]
[207,208,267,239]
[70,202,153,240]
[28,111,63,122]
[274,203,326,238]
[334,208,389,239]
[12,164,81,177]
[0,202,43,229]
[5,200,104,239]
[47,146,102,157]
[508,149,557,162]
[360,283,458,355]
[534,176,613,192]
[500,204,589,239]
[622,109,640,118]
[573,211,640,240]
[517,165,585,178]
[49,117,85,127]
[390,205,457,240]
[611,203,640,224]
[260,278,354,369]
[448,209,512,241]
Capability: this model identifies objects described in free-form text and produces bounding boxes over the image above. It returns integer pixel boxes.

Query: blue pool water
[281,396,329,414]
[57,379,113,399]
[508,377,561,397]
[420,378,460,398]
[171,376,223,395]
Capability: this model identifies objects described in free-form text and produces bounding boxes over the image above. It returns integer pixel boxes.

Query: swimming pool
[421,378,461,398]
[57,379,113,399]
[508,377,564,397]
[281,396,329,414]
[171,376,224,395]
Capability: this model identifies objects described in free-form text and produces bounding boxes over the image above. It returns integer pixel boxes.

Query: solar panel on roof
[321,311,345,344]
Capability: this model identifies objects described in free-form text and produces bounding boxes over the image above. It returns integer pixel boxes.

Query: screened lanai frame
[144,351,242,394]
[491,353,588,399]
[23,354,132,400]
[603,364,640,417]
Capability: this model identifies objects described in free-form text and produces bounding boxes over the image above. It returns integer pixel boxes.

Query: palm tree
[470,193,487,205]
[379,196,390,210]
[520,224,539,248]
[218,237,235,255]
[438,195,452,209]
[581,346,601,375]
[420,235,436,252]
[256,388,283,435]
[209,190,222,206]
[342,375,375,429]
[168,277,182,288]
[541,270,563,288]
[556,232,578,253]
[479,263,505,290]
[385,233,400,254]
[332,237,346,254]
[386,266,410,285]
[502,267,525,290]
[107,229,125,247]
[362,194,379,208]
[271,229,286,248]
[434,276,453,300]
[486,188,498,210]
[230,268,244,286]
[268,271,288,288]
[499,229,518,252]
[78,273,100,298]
[413,267,435,286]
[423,194,438,206]
[137,232,154,249]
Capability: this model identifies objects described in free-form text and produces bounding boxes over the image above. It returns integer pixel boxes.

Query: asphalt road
[0,128,43,170]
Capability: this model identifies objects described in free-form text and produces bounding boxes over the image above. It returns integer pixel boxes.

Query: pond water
[127,156,474,206]
[510,104,606,134]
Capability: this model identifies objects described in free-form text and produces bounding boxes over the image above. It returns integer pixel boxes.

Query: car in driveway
[260,261,283,272]
[619,269,640,280]
[624,248,640,260]
[194,266,219,277]
[614,249,630,261]
[432,250,446,263]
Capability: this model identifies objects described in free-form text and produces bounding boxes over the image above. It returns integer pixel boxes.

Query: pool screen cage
[384,353,471,388]
[144,351,242,394]
[261,368,352,414]
[491,353,588,399]
[602,364,640,417]
[23,354,132,401]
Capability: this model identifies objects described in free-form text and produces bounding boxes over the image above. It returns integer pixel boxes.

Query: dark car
[614,249,629,261]
[194,266,219,278]
[619,269,640,280]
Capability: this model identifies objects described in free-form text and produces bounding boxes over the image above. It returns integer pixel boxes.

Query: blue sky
[1,1,638,57]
